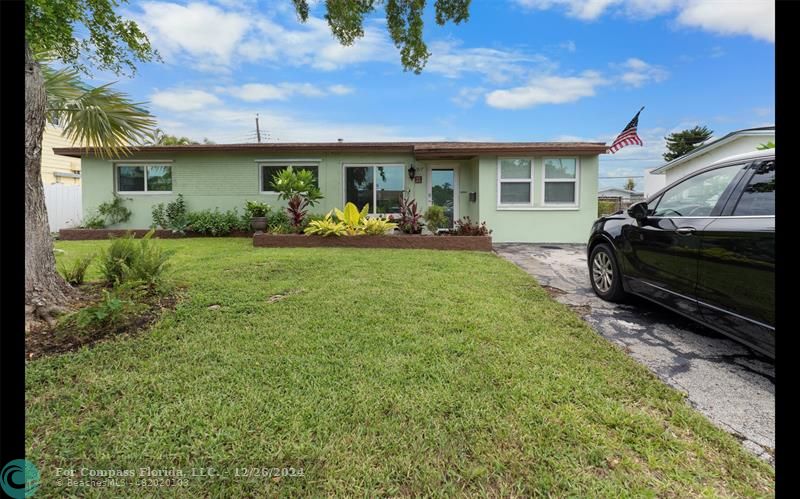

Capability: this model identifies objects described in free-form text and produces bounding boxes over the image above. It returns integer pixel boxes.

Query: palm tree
[145,128,198,145]
[26,48,156,323]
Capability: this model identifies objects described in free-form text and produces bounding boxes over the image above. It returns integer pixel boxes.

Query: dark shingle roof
[53,141,608,158]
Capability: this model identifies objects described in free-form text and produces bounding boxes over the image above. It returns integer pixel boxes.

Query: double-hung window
[543,158,579,206]
[343,164,405,215]
[117,163,172,193]
[260,162,319,193]
[497,158,533,206]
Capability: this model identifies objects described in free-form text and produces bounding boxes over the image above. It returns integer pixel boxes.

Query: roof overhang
[52,141,609,159]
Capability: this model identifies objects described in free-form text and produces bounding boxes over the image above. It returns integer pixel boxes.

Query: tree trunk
[25,42,74,324]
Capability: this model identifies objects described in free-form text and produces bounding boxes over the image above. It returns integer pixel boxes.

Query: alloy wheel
[592,251,613,293]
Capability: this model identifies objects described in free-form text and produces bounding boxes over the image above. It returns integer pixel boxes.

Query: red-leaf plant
[271,166,323,232]
[392,191,424,234]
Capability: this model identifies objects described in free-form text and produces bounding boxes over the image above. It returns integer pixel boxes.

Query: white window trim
[541,157,580,208]
[341,163,406,216]
[115,162,173,194]
[258,162,320,194]
[497,157,534,208]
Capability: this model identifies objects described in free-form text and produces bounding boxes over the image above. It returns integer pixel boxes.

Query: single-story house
[53,141,607,243]
[597,187,644,203]
[643,125,774,196]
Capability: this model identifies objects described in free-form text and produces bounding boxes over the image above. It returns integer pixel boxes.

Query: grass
[28,238,774,497]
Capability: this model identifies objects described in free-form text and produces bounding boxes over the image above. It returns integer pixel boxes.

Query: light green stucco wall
[476,155,599,243]
[81,151,597,242]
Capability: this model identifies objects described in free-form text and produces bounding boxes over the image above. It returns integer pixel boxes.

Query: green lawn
[28,238,773,497]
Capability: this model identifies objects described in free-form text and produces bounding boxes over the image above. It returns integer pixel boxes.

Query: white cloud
[485,71,608,109]
[451,87,486,108]
[154,107,445,143]
[133,2,395,71]
[616,58,669,87]
[245,16,395,70]
[426,40,553,83]
[150,89,221,111]
[513,0,774,42]
[221,82,352,101]
[136,2,251,65]
[328,84,354,95]
[514,0,621,20]
[677,0,774,42]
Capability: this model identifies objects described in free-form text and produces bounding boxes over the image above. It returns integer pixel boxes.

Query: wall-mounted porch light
[408,164,416,180]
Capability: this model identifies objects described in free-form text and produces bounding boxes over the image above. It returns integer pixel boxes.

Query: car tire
[589,243,626,302]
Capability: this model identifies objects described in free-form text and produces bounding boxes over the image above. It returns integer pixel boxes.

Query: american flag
[607,107,644,153]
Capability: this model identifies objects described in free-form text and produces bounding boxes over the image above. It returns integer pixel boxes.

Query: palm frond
[42,63,157,158]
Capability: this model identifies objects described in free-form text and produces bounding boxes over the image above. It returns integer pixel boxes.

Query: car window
[652,164,744,217]
[733,160,775,216]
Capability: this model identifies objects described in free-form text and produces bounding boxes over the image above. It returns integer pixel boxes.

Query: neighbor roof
[598,188,643,196]
[53,141,608,159]
[650,126,774,174]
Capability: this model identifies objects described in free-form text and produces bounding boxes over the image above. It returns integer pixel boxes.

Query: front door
[428,167,458,229]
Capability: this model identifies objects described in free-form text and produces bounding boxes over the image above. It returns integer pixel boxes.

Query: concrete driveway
[494,243,774,464]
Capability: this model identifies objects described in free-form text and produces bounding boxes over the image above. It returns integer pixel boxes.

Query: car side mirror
[627,201,648,221]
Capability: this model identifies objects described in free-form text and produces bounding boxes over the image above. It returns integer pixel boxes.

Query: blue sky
[92,0,774,189]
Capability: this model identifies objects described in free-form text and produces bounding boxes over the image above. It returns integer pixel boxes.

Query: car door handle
[675,227,696,235]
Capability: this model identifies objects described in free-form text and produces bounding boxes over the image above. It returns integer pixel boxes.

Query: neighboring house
[54,141,607,243]
[597,188,644,203]
[42,123,82,185]
[43,123,83,231]
[644,125,774,196]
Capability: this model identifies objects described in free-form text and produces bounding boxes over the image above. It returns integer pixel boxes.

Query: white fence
[44,183,82,231]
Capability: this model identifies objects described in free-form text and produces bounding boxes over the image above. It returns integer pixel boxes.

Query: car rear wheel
[590,243,626,302]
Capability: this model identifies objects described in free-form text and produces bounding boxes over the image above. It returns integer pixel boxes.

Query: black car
[587,150,775,358]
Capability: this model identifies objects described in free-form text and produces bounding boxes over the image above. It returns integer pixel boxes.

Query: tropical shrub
[186,208,247,236]
[98,234,138,285]
[333,202,370,235]
[362,217,398,235]
[392,191,424,234]
[304,216,348,237]
[81,211,106,229]
[244,200,271,218]
[423,205,449,233]
[57,254,94,285]
[125,234,174,287]
[451,216,491,236]
[97,194,132,225]
[267,210,293,234]
[71,289,139,329]
[152,194,189,233]
[304,203,397,236]
[271,166,324,230]
[98,230,174,286]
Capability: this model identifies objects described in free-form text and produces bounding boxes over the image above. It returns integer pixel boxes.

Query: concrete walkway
[495,243,775,464]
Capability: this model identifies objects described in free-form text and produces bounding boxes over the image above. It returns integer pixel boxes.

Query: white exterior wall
[643,168,666,197]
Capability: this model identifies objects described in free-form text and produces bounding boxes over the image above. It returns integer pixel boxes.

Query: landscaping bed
[59,228,252,240]
[26,283,180,360]
[253,233,493,251]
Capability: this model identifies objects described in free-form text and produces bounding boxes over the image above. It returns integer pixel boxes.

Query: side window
[733,161,775,216]
[652,164,743,217]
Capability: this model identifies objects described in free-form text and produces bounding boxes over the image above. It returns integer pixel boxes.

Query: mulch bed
[26,283,180,361]
[253,233,493,251]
